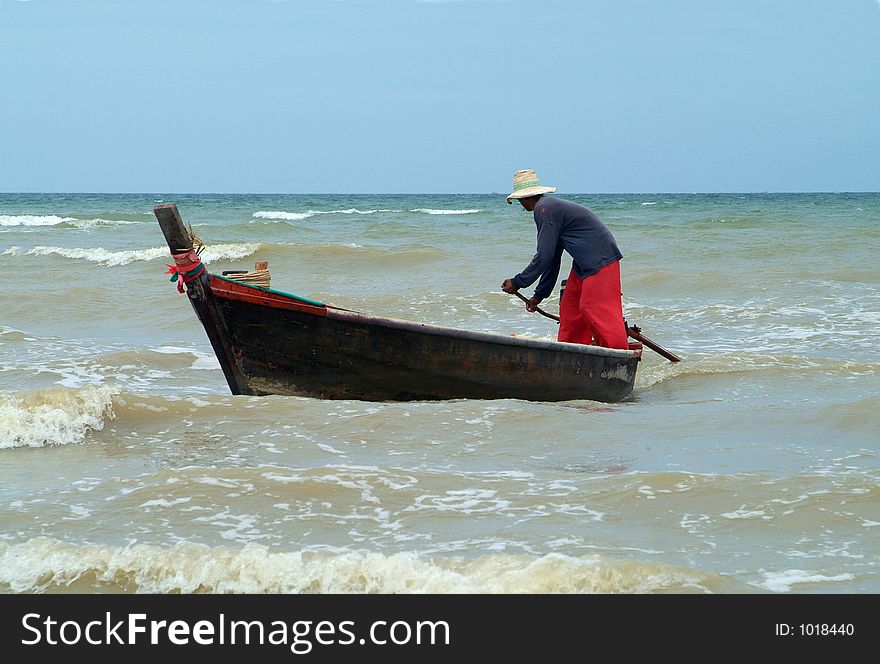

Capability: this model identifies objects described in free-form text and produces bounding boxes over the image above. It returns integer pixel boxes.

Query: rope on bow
[165,249,206,293]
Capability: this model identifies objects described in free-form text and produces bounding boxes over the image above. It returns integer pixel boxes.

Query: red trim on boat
[208,275,328,316]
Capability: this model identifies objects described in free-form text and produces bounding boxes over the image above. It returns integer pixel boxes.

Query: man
[501,168,629,349]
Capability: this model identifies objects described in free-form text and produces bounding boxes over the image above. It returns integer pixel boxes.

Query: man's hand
[501,278,518,294]
[525,297,540,313]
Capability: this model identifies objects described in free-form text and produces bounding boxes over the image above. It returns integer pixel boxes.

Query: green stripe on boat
[213,274,326,307]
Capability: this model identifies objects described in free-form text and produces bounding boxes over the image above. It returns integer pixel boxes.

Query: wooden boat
[155,204,641,402]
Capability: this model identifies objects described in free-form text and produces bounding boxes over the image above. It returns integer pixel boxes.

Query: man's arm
[531,243,564,302]
[511,217,563,292]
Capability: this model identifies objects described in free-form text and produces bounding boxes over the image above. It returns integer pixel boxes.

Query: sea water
[1,192,877,593]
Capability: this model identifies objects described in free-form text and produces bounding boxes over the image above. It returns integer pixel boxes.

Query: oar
[623,322,682,363]
[512,292,682,363]
[513,291,561,322]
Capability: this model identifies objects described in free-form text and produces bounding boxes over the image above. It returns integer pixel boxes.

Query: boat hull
[210,277,639,402]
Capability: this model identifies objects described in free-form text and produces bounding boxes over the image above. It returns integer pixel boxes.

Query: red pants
[557,261,629,349]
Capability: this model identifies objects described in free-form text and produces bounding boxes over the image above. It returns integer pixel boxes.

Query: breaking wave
[0,538,715,593]
[410,208,481,215]
[252,209,395,222]
[636,352,879,389]
[251,208,481,222]
[0,385,117,449]
[0,214,138,228]
[0,214,75,227]
[26,243,261,266]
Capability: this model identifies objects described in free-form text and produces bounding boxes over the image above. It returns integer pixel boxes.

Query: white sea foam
[152,345,198,355]
[411,208,481,215]
[0,385,116,449]
[252,209,393,222]
[172,243,262,265]
[0,538,713,593]
[2,246,19,256]
[757,569,855,593]
[0,214,75,227]
[327,208,386,215]
[720,508,770,520]
[26,243,260,266]
[28,246,168,265]
[151,346,220,371]
[67,218,139,229]
[0,214,136,228]
[139,498,193,509]
[410,489,511,514]
[253,210,316,221]
[190,352,222,370]
[67,504,93,520]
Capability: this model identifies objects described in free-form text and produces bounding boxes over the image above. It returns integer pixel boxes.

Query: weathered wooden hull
[207,276,640,402]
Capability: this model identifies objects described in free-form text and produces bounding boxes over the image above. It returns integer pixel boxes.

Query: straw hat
[506,168,556,204]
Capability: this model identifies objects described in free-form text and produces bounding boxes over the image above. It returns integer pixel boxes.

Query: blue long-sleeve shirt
[511,196,622,301]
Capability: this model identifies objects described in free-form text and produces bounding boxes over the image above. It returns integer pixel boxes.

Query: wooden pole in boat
[512,291,682,363]
[513,291,561,322]
[623,322,682,363]
[153,204,254,394]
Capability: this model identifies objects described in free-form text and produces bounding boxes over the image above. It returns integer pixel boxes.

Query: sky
[1,0,879,193]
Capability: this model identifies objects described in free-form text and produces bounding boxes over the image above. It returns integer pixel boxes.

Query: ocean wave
[151,346,221,371]
[0,214,76,227]
[26,243,261,266]
[2,246,19,256]
[253,211,316,222]
[67,218,139,229]
[635,352,880,390]
[252,209,396,222]
[290,242,448,260]
[199,244,263,264]
[410,208,482,215]
[810,396,880,433]
[0,214,138,229]
[88,347,221,375]
[27,246,167,265]
[0,538,713,593]
[756,569,855,593]
[110,394,230,424]
[0,325,31,339]
[0,385,116,449]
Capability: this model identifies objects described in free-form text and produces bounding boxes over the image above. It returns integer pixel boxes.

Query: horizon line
[2,190,879,196]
